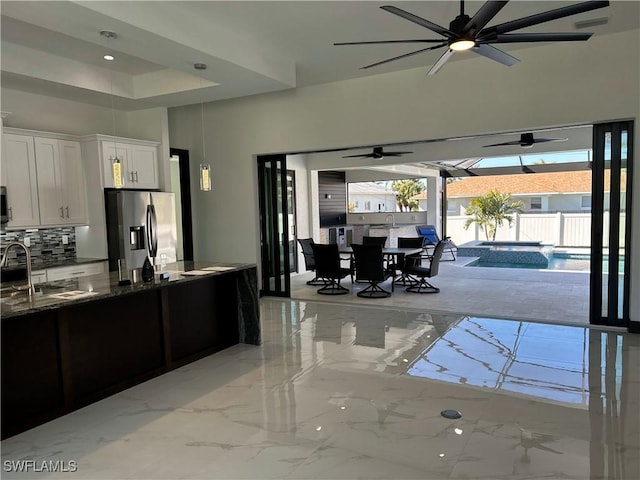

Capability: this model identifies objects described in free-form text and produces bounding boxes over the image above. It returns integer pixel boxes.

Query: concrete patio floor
[289,256,590,326]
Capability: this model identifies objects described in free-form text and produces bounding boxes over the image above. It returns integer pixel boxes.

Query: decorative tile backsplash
[0,227,76,268]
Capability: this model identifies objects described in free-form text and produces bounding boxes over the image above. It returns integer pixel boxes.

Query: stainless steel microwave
[1,186,8,224]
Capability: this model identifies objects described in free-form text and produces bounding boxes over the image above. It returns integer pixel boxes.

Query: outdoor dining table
[338,246,423,258]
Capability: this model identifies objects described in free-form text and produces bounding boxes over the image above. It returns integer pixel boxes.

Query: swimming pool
[457,240,553,267]
[468,253,624,272]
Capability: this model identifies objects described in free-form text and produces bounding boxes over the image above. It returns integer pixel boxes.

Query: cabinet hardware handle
[8,207,12,220]
[71,271,85,276]
[60,206,65,218]
[129,171,134,182]
[134,171,139,183]
[65,206,70,218]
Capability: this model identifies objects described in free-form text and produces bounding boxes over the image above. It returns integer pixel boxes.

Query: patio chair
[404,240,446,294]
[310,243,351,295]
[415,225,457,261]
[362,236,387,246]
[297,238,328,286]
[395,237,425,286]
[351,244,395,298]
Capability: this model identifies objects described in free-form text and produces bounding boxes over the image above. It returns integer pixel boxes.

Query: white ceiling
[2,1,638,111]
[1,1,637,174]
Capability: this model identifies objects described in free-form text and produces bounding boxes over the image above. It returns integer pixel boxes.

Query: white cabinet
[101,140,158,189]
[1,134,40,228]
[34,137,88,226]
[46,261,105,282]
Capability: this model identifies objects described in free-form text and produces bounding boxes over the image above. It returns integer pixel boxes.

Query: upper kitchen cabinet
[0,134,41,228]
[34,137,88,226]
[100,138,159,189]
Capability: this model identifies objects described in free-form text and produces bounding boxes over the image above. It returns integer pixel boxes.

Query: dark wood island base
[1,263,259,439]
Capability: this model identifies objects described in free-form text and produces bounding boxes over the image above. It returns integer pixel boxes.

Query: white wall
[167,29,639,320]
[2,89,168,146]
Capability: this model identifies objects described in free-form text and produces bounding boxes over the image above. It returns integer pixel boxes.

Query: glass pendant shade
[200,164,212,191]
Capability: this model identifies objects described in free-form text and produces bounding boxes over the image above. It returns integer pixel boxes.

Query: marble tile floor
[2,298,639,480]
[290,258,591,326]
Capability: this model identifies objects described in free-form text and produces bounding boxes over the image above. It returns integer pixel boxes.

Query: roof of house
[441,170,620,198]
[348,182,394,195]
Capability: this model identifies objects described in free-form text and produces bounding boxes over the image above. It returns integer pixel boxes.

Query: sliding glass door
[590,121,633,327]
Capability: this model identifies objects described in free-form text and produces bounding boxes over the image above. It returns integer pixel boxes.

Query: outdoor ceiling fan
[342,146,413,159]
[334,1,609,75]
[483,132,568,148]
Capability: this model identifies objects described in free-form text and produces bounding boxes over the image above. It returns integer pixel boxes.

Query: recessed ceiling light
[104,54,115,61]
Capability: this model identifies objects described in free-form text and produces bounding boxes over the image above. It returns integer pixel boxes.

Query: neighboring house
[347,182,397,213]
[442,170,616,215]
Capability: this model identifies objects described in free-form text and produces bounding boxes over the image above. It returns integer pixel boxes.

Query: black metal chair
[362,236,387,246]
[405,240,446,294]
[297,238,328,285]
[415,225,457,261]
[310,243,351,295]
[351,244,395,298]
[395,237,425,286]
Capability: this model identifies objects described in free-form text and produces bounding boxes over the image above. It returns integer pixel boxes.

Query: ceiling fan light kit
[335,0,610,75]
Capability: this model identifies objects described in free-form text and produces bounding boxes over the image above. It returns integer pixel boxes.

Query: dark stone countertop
[1,261,256,320]
[1,257,107,274]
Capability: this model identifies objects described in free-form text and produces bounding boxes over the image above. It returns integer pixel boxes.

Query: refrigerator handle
[146,204,158,259]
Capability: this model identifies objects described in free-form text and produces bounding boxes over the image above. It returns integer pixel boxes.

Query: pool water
[470,254,624,272]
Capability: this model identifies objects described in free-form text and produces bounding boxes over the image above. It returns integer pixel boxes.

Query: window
[347,179,426,213]
[581,195,592,209]
[530,197,542,210]
[447,200,457,213]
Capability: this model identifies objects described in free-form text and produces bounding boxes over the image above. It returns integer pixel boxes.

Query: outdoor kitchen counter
[1,261,260,439]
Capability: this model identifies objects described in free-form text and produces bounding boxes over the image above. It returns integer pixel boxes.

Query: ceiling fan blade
[488,32,593,43]
[334,39,448,46]
[530,137,568,143]
[342,153,371,158]
[483,140,521,147]
[361,43,447,69]
[427,49,455,75]
[463,1,509,36]
[472,44,519,66]
[380,5,457,39]
[386,151,414,156]
[482,0,609,36]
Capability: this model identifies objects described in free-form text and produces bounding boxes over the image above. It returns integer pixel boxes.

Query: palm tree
[464,189,524,241]
[391,179,425,212]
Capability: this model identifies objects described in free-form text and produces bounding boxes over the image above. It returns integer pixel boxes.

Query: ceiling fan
[483,132,568,148]
[334,1,609,75]
[342,146,413,159]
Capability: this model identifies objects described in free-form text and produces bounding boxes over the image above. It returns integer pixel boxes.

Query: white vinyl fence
[447,212,624,247]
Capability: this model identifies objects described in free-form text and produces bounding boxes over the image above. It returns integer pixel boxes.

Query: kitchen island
[1,262,259,439]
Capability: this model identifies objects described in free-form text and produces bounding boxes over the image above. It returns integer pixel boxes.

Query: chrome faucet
[1,241,36,298]
[384,214,396,227]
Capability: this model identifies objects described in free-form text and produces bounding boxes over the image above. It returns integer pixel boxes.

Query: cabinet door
[34,137,65,226]
[1,134,40,227]
[101,142,131,188]
[59,141,87,225]
[129,144,158,189]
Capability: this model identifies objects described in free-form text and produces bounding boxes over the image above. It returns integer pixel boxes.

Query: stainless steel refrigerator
[105,190,177,272]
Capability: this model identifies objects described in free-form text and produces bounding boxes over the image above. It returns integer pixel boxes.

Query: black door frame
[590,121,634,329]
[257,154,291,297]
[169,148,194,262]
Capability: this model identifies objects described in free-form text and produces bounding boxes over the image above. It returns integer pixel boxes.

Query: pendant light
[195,63,211,191]
[100,29,123,188]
